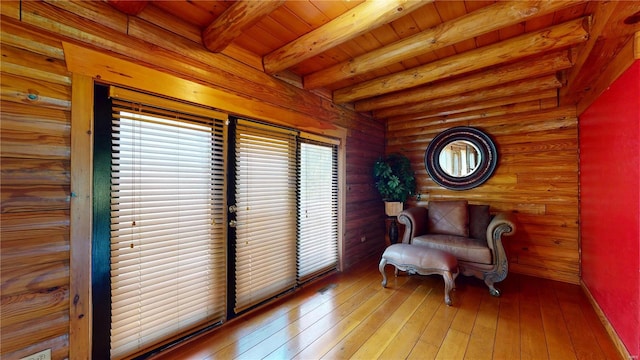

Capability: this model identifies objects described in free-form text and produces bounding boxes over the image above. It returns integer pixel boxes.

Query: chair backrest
[468,204,491,240]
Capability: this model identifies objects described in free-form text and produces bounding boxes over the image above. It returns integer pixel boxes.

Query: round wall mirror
[425,126,497,190]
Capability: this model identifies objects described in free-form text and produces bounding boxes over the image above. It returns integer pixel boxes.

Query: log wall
[0,0,595,358]
[387,105,581,285]
[1,20,73,360]
[0,2,385,358]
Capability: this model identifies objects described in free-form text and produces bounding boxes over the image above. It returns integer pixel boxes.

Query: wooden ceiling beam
[355,50,573,112]
[202,0,285,53]
[304,0,583,90]
[107,1,148,16]
[576,28,638,115]
[262,0,428,74]
[560,1,640,108]
[334,17,589,104]
[375,75,562,118]
[385,89,558,122]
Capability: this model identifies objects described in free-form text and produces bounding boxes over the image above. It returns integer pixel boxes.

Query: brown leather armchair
[397,200,516,296]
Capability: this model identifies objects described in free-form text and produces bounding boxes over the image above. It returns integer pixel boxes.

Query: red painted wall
[580,60,640,358]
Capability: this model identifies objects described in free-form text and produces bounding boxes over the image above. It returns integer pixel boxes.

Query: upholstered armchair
[397,200,516,296]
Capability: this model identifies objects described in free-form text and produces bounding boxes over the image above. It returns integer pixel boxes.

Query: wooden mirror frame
[425,126,498,190]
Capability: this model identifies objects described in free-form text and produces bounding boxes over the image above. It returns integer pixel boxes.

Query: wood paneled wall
[1,18,73,360]
[387,105,580,285]
[0,2,385,358]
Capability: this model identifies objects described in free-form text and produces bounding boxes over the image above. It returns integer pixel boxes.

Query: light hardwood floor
[152,256,621,360]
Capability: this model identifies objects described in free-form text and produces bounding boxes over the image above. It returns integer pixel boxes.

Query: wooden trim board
[580,280,633,360]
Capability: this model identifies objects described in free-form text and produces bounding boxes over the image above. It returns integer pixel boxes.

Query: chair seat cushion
[412,234,492,265]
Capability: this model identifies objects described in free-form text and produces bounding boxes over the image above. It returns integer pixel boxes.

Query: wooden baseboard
[580,280,633,360]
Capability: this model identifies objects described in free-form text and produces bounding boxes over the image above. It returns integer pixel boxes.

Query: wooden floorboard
[151,256,623,360]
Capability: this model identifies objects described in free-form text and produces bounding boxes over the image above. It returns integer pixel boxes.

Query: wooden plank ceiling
[108,0,640,120]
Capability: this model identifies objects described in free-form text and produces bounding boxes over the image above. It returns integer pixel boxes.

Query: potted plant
[373,153,416,216]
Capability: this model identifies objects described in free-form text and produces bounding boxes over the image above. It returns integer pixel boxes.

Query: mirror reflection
[438,140,481,177]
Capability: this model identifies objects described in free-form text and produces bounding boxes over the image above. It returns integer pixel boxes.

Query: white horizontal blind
[109,97,226,358]
[234,121,297,312]
[297,141,339,281]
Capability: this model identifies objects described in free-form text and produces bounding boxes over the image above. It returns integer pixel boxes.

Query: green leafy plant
[373,153,416,202]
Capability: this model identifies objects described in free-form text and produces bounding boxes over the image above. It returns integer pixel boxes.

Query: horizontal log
[545,204,579,217]
[518,226,579,247]
[0,310,69,354]
[0,19,65,59]
[346,208,381,223]
[1,118,69,143]
[263,0,428,74]
[334,17,589,104]
[501,138,578,154]
[0,0,19,19]
[347,174,377,187]
[1,100,69,123]
[385,89,557,122]
[0,286,68,327]
[508,242,580,262]
[346,184,382,203]
[1,210,69,234]
[516,171,578,187]
[1,44,70,86]
[501,150,578,166]
[508,248,580,269]
[344,212,384,234]
[1,185,70,213]
[510,262,579,284]
[0,158,70,185]
[515,255,579,274]
[498,126,578,143]
[0,73,71,110]
[137,3,200,43]
[424,181,580,199]
[374,75,562,118]
[388,116,576,149]
[1,334,68,360]
[305,0,582,89]
[421,187,579,205]
[390,105,576,136]
[486,202,547,216]
[1,233,69,271]
[474,108,576,133]
[0,261,69,296]
[1,142,70,160]
[45,0,128,33]
[386,100,545,135]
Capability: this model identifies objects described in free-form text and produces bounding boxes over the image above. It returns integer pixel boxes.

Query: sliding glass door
[233,120,297,312]
[94,88,340,358]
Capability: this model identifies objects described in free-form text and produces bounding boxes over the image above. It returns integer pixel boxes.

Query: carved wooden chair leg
[443,271,455,306]
[484,276,501,297]
[452,270,459,290]
[379,258,388,287]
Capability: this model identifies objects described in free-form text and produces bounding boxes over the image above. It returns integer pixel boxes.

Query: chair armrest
[397,207,428,244]
[486,212,516,252]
